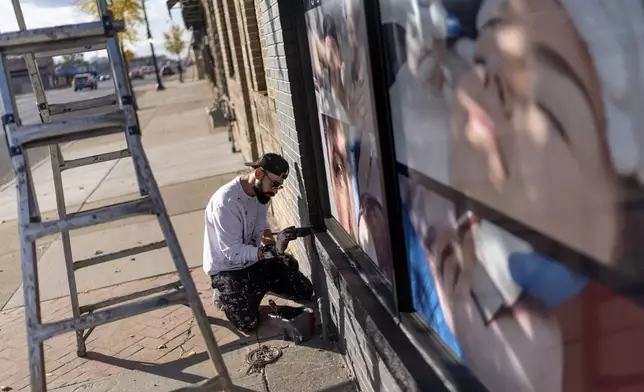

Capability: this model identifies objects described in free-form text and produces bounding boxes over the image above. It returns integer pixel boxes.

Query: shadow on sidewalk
[82,319,339,388]
[205,314,245,339]
[317,381,358,392]
[84,348,255,390]
[82,316,254,386]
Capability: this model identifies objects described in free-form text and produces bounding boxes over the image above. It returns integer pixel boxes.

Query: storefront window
[303,0,395,282]
[378,0,644,391]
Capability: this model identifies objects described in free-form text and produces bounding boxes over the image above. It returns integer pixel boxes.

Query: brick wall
[224,0,259,162]
[240,0,267,92]
[204,0,258,162]
[256,0,310,268]
[249,0,279,197]
[214,0,235,79]
[202,0,227,94]
[315,235,434,392]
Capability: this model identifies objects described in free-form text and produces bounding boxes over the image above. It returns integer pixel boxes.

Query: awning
[166,0,180,10]
[165,0,206,40]
[55,66,83,77]
[181,0,206,33]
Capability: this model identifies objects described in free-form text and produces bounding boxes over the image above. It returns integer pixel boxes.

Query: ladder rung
[27,127,124,149]
[60,148,131,171]
[0,20,125,55]
[34,39,106,59]
[25,197,155,240]
[14,110,126,147]
[74,240,167,270]
[49,94,118,116]
[79,280,182,314]
[34,290,187,342]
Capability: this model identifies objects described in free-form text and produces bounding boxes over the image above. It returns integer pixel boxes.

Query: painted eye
[423,226,437,251]
[334,162,344,177]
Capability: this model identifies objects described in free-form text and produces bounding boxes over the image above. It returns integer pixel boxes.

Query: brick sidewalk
[0,269,261,391]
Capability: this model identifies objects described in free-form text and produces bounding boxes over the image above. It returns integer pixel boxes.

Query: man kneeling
[202,153,314,333]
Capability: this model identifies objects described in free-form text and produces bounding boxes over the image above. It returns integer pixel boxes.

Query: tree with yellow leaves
[163,24,186,61]
[76,0,144,46]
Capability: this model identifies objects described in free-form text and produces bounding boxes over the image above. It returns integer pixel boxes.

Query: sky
[0,0,193,58]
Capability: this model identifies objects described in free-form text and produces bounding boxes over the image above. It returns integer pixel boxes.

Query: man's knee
[219,290,261,333]
[295,275,315,302]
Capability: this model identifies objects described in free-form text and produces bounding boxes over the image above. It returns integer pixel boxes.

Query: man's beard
[253,183,274,205]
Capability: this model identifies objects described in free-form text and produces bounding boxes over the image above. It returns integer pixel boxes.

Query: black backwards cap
[245,153,290,180]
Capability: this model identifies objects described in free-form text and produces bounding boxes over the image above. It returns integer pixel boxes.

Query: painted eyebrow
[480,17,507,31]
[533,42,602,146]
[532,43,596,119]
[536,102,570,145]
[475,18,581,150]
[480,16,593,113]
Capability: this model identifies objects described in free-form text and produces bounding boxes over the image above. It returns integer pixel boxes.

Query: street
[0,77,155,186]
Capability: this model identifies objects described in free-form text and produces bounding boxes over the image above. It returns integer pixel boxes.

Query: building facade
[194,1,644,392]
[7,55,55,95]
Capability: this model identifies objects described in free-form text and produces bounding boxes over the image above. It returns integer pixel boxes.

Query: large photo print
[382,0,644,282]
[305,0,394,281]
[381,0,644,391]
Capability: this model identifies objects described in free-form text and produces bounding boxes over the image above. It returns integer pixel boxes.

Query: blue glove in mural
[509,252,589,309]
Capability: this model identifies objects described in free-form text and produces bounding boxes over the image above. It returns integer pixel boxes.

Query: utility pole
[142,0,165,91]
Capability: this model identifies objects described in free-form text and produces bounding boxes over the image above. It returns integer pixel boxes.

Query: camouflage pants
[210,260,314,333]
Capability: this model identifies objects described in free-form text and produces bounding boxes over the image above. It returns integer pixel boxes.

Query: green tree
[61,53,85,64]
[163,24,186,60]
[76,0,143,46]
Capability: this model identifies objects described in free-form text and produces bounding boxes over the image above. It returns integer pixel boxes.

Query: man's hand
[261,228,275,244]
[258,243,278,260]
[276,226,295,252]
[258,229,276,260]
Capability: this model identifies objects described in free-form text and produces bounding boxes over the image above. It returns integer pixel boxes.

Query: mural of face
[448,0,623,269]
[325,116,357,238]
[404,0,449,89]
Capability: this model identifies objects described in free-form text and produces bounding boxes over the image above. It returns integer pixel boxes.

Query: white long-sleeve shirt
[203,176,270,275]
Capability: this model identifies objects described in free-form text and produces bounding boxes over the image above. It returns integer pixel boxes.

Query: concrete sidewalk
[0,78,356,391]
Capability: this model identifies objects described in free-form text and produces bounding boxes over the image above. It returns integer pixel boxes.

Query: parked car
[72,73,98,91]
[129,69,145,80]
[98,74,111,81]
[161,65,175,76]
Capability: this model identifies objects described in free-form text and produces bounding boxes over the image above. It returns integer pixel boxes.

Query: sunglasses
[261,169,284,190]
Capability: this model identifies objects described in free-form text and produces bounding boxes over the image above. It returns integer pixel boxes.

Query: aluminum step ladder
[0,1,233,391]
